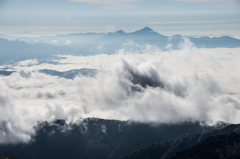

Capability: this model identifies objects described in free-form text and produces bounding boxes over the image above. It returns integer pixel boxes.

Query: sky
[0,0,240,36]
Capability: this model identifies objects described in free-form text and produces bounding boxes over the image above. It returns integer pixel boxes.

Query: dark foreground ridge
[120,123,240,159]
[0,118,224,159]
[169,132,240,159]
[0,156,14,159]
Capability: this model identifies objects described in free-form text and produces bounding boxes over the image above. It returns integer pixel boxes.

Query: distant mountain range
[57,26,240,49]
[0,69,97,79]
[93,27,240,51]
[0,38,80,64]
[39,68,97,79]
[0,27,239,64]
[0,70,15,76]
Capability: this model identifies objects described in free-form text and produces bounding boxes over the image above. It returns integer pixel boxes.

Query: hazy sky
[0,0,240,36]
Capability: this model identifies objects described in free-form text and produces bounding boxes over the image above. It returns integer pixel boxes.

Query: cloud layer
[0,39,240,144]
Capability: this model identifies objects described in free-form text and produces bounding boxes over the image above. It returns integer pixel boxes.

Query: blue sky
[0,0,239,36]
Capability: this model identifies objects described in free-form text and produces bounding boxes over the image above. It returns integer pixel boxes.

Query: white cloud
[169,0,240,7]
[0,72,84,144]
[165,43,172,50]
[49,40,59,44]
[69,0,139,7]
[18,59,38,67]
[65,40,72,45]
[0,39,240,144]
[143,21,227,25]
[106,25,115,32]
[69,0,240,8]
[74,45,240,124]
[170,0,237,2]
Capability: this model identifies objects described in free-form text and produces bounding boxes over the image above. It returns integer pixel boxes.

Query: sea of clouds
[0,38,240,144]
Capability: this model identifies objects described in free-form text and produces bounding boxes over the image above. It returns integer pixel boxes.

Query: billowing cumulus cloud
[0,39,240,144]
[0,76,84,144]
[18,59,38,67]
[76,42,240,124]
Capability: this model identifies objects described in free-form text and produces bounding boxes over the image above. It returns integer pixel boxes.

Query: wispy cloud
[143,21,227,25]
[69,0,139,7]
[170,0,237,2]
[106,25,115,32]
[169,0,240,8]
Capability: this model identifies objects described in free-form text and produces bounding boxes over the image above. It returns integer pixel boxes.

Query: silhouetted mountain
[1,27,240,64]
[0,118,217,159]
[130,27,165,38]
[27,27,237,56]
[0,38,81,64]
[115,30,126,35]
[169,131,240,159]
[120,124,240,159]
[39,68,97,79]
[88,27,240,54]
[0,70,16,76]
[94,27,168,54]
[133,27,154,34]
[0,156,14,159]
[189,36,240,48]
[0,69,97,79]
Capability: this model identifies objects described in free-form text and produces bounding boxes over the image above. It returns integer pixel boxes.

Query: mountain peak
[141,27,153,32]
[115,30,125,34]
[133,27,155,34]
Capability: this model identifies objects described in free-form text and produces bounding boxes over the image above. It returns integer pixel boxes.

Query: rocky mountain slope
[0,118,215,159]
[120,124,240,159]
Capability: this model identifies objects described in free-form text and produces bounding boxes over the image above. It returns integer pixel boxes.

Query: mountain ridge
[120,123,240,159]
[0,27,240,64]
[0,118,222,159]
